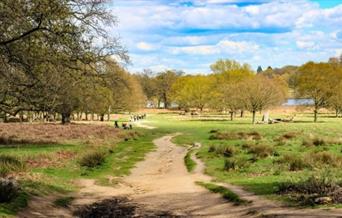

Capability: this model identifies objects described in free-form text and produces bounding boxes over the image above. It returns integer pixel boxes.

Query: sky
[110,0,342,73]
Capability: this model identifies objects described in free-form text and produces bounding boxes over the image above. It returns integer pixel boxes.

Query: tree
[134,69,158,107]
[0,0,127,121]
[210,59,254,118]
[295,62,342,122]
[240,76,285,124]
[257,66,263,74]
[328,82,342,117]
[171,75,214,111]
[155,70,180,109]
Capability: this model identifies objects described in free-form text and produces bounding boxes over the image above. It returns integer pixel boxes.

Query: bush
[224,157,248,171]
[247,144,274,158]
[306,152,341,167]
[277,172,342,205]
[208,145,236,157]
[303,137,326,147]
[277,154,308,171]
[0,154,25,177]
[79,151,106,168]
[0,178,20,203]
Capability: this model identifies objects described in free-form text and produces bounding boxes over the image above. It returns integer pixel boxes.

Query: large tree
[171,75,214,111]
[240,75,286,124]
[0,0,127,119]
[155,70,180,109]
[295,62,342,122]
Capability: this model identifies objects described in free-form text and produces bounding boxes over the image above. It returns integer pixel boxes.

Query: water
[283,98,314,106]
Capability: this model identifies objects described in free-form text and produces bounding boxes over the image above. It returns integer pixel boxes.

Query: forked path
[119,134,342,218]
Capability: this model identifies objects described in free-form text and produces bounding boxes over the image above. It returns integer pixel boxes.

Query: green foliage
[196,182,248,205]
[184,150,196,172]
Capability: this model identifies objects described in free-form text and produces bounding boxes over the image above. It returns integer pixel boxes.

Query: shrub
[79,151,106,168]
[208,145,236,157]
[224,157,248,171]
[277,172,342,205]
[306,152,341,167]
[0,154,25,177]
[247,144,274,158]
[208,145,216,153]
[303,137,326,147]
[278,154,308,171]
[0,178,20,203]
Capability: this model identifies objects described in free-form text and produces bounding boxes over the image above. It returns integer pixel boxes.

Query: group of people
[114,114,147,130]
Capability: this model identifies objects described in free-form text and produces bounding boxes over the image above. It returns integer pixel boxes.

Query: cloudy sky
[110,0,342,73]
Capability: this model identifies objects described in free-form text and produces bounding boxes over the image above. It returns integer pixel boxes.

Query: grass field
[144,111,342,207]
[0,122,166,217]
[1,109,342,216]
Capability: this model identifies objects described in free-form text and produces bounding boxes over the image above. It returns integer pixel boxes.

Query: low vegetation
[79,151,107,168]
[0,155,25,177]
[196,182,248,205]
[184,150,196,172]
[277,172,342,206]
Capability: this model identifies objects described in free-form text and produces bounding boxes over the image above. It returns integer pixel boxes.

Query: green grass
[196,181,248,205]
[145,112,342,206]
[184,150,196,172]
[0,127,166,216]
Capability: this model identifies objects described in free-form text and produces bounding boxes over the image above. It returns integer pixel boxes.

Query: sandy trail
[113,134,342,217]
[20,134,342,217]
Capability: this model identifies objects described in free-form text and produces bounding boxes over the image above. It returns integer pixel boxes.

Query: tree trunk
[336,109,339,118]
[314,108,318,123]
[163,94,168,109]
[61,113,71,124]
[100,114,104,122]
[91,113,94,121]
[252,111,256,124]
[107,112,110,121]
[240,110,244,118]
[85,112,88,121]
[230,111,234,121]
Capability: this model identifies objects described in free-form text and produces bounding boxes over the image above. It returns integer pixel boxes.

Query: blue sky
[110,0,342,73]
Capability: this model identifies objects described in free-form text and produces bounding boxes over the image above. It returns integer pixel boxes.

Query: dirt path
[19,134,342,217]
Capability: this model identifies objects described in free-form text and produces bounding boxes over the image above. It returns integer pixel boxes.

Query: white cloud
[136,42,158,51]
[170,40,259,55]
[111,0,342,73]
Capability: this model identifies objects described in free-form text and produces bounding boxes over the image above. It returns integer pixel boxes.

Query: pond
[283,98,314,106]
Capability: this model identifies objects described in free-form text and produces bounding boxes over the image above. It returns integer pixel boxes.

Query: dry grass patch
[0,123,123,145]
[277,154,309,171]
[209,131,262,141]
[246,144,274,158]
[208,145,236,157]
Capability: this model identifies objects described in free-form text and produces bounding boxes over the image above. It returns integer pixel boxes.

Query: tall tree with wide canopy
[0,0,127,120]
[295,62,342,122]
